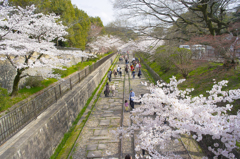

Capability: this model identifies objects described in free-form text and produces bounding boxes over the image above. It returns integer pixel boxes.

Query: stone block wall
[0,54,117,159]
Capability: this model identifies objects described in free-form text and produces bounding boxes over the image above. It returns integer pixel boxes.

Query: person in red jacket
[130,64,134,72]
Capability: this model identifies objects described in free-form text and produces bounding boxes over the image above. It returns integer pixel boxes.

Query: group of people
[124,88,135,111]
[110,65,122,79]
[129,59,142,79]
[117,53,143,79]
[103,52,137,159]
[105,69,116,97]
[107,65,123,83]
[104,82,116,97]
[105,69,136,111]
[105,53,138,110]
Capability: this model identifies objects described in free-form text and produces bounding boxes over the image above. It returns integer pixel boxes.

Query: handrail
[0,53,116,145]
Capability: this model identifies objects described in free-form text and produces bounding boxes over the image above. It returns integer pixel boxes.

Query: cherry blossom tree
[117,77,240,158]
[88,35,125,54]
[118,36,164,54]
[113,0,240,39]
[190,30,240,67]
[0,2,90,96]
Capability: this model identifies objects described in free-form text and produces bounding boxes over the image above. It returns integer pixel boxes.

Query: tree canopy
[9,0,105,50]
[113,0,240,40]
[105,26,138,42]
[0,3,90,95]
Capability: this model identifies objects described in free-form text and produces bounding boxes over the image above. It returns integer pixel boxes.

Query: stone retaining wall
[0,54,117,159]
[140,57,163,83]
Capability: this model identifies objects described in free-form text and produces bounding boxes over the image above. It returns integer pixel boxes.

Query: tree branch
[6,55,17,69]
[20,74,30,79]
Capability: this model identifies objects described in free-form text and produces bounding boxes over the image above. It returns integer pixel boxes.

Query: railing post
[59,84,61,97]
[54,87,57,101]
[70,78,72,90]
[78,72,81,82]
[32,100,37,118]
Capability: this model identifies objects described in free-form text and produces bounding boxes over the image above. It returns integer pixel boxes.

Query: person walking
[125,65,128,74]
[119,67,122,77]
[135,62,139,72]
[110,69,112,78]
[117,65,121,73]
[110,84,115,96]
[104,82,110,97]
[132,69,135,79]
[138,69,142,79]
[129,89,135,109]
[117,65,121,75]
[139,62,141,70]
[130,64,134,72]
[107,70,111,82]
[124,100,129,111]
[125,154,132,159]
[125,58,128,64]
[113,69,117,78]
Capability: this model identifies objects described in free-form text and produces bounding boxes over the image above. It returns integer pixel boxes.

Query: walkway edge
[52,55,119,159]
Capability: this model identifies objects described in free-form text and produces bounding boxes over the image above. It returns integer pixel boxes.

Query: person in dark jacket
[104,82,110,97]
[125,66,128,74]
[129,89,135,109]
[107,70,112,82]
[138,69,142,79]
[125,154,132,159]
[132,69,135,79]
[119,67,122,77]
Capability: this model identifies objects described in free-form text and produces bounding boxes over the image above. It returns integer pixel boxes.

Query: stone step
[86,144,107,151]
[99,120,110,126]
[89,136,110,140]
[87,151,102,158]
[94,130,108,136]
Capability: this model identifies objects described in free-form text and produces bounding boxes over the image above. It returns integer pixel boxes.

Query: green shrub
[25,76,44,88]
[42,78,58,87]
[0,87,9,112]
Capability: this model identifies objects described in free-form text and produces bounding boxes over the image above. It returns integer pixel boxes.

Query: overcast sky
[71,0,115,26]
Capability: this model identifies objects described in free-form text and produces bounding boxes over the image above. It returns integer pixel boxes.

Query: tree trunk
[10,69,22,96]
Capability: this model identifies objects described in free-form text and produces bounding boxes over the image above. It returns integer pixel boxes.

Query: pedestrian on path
[129,89,135,109]
[110,84,116,96]
[125,65,128,74]
[125,100,129,111]
[130,64,134,72]
[125,58,128,64]
[135,62,139,72]
[113,69,117,78]
[138,69,142,79]
[125,154,132,159]
[107,70,112,82]
[132,69,135,79]
[117,65,120,74]
[119,67,122,77]
[104,82,110,97]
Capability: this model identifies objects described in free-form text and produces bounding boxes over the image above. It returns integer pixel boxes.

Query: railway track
[65,54,193,159]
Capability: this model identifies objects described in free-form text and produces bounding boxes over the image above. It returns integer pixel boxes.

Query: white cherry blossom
[117,76,240,158]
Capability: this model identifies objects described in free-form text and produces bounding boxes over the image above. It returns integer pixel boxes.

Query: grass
[139,53,240,96]
[53,52,112,78]
[0,52,113,113]
[138,53,240,150]
[138,52,240,112]
[178,65,240,97]
[50,55,119,159]
[140,63,155,84]
[0,78,58,113]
